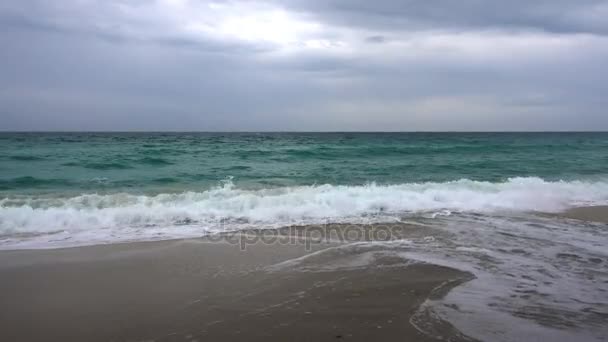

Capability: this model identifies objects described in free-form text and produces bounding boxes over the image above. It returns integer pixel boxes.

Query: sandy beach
[0,228,474,342]
[0,210,606,342]
[559,205,608,224]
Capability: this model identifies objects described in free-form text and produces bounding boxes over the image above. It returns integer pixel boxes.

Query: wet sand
[0,230,474,342]
[560,206,608,224]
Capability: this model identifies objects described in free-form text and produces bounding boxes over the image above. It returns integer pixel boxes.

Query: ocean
[1,132,608,341]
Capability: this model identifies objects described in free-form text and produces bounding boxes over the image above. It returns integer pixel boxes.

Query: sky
[1,0,607,131]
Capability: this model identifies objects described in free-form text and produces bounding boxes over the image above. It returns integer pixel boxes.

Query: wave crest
[2,177,608,236]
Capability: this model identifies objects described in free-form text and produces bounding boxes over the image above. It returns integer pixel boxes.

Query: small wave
[137,157,173,166]
[226,165,252,171]
[82,162,132,170]
[0,176,73,190]
[140,148,186,156]
[152,177,179,184]
[9,155,45,161]
[235,150,273,157]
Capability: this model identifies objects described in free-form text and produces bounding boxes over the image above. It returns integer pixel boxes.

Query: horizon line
[1,130,608,134]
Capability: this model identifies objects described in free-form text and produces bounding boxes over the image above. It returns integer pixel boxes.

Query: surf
[2,177,608,246]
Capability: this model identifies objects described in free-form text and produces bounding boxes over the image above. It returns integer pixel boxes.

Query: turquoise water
[2,130,608,247]
[2,132,608,341]
[2,132,608,248]
[2,132,608,195]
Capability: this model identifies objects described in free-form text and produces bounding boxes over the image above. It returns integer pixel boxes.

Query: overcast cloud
[1,0,607,131]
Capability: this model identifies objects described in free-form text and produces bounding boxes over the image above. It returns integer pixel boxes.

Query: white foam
[1,177,608,248]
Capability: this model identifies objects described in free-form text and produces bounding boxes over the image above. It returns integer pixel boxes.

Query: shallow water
[262,215,608,342]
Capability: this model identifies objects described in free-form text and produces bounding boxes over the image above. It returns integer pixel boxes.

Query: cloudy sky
[1,0,607,131]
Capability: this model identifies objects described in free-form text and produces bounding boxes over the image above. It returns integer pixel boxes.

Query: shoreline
[1,204,606,253]
[557,205,608,224]
[0,232,475,342]
[0,206,605,341]
[2,204,607,253]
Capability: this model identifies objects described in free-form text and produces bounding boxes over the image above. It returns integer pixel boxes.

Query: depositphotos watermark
[203,222,405,251]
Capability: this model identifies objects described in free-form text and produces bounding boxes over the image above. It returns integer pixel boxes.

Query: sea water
[1,132,607,341]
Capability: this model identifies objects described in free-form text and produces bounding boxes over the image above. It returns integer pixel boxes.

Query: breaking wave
[2,178,608,239]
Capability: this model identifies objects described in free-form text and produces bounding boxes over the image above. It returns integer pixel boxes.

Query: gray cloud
[0,0,607,131]
[365,35,386,44]
[279,0,608,35]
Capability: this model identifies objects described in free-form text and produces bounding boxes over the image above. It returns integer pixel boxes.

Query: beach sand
[0,227,474,342]
[559,205,608,224]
